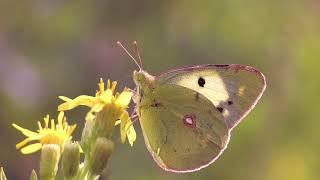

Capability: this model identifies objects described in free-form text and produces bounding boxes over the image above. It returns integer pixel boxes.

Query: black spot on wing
[227,100,233,105]
[151,99,163,108]
[198,77,205,87]
[173,149,177,153]
[217,107,223,113]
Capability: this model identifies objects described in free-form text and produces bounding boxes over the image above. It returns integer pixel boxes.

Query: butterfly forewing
[156,64,266,130]
[139,82,229,172]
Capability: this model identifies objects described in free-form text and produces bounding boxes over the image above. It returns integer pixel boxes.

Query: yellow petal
[58,95,96,111]
[67,124,77,135]
[20,143,42,154]
[120,112,129,143]
[16,137,33,149]
[107,79,111,89]
[120,125,127,144]
[119,111,129,122]
[12,124,38,137]
[58,96,72,102]
[111,81,117,92]
[120,111,136,146]
[37,121,43,131]
[115,120,121,126]
[91,103,104,113]
[51,119,55,129]
[44,115,50,128]
[98,78,105,93]
[115,90,132,107]
[99,89,112,104]
[58,111,64,126]
[79,145,84,153]
[127,124,136,146]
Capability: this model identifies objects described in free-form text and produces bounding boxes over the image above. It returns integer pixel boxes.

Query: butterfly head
[133,70,155,89]
[132,70,155,105]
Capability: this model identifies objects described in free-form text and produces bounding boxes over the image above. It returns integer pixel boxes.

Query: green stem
[77,159,90,180]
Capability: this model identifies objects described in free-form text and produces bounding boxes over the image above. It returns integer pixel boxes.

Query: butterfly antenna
[117,41,142,70]
[133,41,143,69]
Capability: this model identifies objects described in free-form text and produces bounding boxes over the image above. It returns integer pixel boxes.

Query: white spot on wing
[174,70,229,106]
[222,109,230,117]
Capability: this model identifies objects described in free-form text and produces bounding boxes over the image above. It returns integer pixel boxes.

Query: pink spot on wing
[185,117,193,124]
[183,114,196,128]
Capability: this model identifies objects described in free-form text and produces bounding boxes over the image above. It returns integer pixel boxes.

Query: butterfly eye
[198,77,205,87]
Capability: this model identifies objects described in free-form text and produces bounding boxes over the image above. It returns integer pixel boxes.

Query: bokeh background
[0,0,319,179]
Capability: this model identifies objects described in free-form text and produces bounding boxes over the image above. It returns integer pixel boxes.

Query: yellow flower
[115,111,137,146]
[13,112,76,154]
[58,78,136,146]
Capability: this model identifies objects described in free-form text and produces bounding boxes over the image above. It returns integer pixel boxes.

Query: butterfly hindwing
[139,82,229,172]
[157,64,266,129]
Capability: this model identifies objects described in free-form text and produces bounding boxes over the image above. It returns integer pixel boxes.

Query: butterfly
[117,41,266,173]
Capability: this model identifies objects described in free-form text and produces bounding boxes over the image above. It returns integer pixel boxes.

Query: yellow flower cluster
[58,78,136,146]
[12,112,76,154]
[13,78,136,156]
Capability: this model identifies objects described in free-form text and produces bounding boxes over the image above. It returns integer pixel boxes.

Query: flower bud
[61,142,80,178]
[81,105,121,154]
[80,119,94,153]
[0,167,7,180]
[88,138,114,176]
[40,144,60,180]
[95,104,123,138]
[29,170,38,180]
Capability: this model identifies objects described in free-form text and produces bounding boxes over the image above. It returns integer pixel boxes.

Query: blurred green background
[0,0,319,179]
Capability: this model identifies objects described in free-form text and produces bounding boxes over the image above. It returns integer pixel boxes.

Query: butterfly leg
[130,110,140,125]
